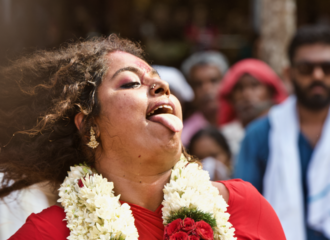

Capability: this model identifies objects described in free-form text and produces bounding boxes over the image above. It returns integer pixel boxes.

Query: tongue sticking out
[148,114,183,132]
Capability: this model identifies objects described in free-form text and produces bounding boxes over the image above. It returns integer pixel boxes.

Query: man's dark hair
[288,25,330,63]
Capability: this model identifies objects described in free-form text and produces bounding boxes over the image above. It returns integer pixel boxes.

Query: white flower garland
[58,167,138,240]
[162,155,236,240]
[58,155,236,240]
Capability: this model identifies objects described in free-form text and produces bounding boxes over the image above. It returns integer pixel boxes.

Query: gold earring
[87,127,99,149]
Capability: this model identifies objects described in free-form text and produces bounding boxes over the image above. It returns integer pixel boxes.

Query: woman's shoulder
[9,206,69,240]
[35,205,65,218]
[212,179,257,204]
[214,179,286,240]
[35,205,68,230]
[216,178,268,215]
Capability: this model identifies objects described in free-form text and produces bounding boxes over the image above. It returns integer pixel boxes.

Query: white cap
[181,51,229,77]
[152,65,194,102]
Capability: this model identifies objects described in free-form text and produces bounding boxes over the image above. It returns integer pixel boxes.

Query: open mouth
[146,105,173,118]
[146,103,182,132]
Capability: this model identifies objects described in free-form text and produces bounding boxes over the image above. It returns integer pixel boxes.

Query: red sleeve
[8,206,69,240]
[220,179,286,240]
[7,216,40,240]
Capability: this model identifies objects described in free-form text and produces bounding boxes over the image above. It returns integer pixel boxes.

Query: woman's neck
[95,155,173,212]
[110,170,171,211]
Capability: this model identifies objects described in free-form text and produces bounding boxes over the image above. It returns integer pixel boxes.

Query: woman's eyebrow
[111,66,160,79]
[150,69,160,78]
[111,66,141,79]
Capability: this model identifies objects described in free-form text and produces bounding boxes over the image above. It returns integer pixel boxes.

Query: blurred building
[0,0,330,67]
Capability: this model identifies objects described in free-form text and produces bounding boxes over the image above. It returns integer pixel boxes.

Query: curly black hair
[0,34,147,198]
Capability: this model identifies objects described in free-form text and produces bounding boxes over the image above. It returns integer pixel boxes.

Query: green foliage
[164,207,217,228]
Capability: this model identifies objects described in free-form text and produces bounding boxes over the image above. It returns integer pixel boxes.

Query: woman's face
[190,135,229,167]
[94,51,183,174]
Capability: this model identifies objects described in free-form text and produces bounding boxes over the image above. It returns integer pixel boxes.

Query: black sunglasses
[293,61,330,75]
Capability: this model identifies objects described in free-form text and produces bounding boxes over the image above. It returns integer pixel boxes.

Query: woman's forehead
[107,51,151,74]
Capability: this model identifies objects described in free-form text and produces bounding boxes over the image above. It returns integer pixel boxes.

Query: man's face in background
[230,74,273,126]
[189,64,222,116]
[290,44,330,110]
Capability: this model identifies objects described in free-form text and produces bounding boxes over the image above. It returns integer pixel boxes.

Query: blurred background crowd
[1,0,330,240]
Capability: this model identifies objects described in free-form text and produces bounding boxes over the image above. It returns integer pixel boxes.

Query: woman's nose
[149,79,171,97]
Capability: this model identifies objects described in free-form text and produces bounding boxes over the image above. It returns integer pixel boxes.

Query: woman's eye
[120,82,141,89]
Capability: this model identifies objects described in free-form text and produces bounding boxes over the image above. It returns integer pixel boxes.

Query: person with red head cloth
[218,59,287,156]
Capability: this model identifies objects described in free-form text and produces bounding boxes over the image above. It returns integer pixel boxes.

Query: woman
[0,35,285,240]
[188,127,232,181]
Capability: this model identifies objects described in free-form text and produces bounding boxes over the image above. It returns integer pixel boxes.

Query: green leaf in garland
[164,207,217,229]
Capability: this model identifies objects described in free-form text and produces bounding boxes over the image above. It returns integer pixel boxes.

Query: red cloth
[218,59,287,125]
[222,179,286,240]
[9,179,286,240]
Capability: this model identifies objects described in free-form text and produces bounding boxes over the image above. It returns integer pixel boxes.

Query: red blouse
[9,179,286,240]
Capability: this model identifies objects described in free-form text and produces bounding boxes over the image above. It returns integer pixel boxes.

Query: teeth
[147,105,173,116]
[164,105,173,110]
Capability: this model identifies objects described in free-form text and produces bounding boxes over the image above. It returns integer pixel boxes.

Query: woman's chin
[158,134,182,156]
[144,143,181,167]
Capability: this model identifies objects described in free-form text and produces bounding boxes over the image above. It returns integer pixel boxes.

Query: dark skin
[189,64,223,125]
[229,74,273,127]
[286,44,330,147]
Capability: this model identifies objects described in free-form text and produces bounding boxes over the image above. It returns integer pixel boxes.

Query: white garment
[220,120,245,158]
[0,178,49,240]
[264,96,330,240]
[202,157,230,181]
[152,65,194,102]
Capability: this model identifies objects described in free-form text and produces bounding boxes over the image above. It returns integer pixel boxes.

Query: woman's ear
[74,112,85,131]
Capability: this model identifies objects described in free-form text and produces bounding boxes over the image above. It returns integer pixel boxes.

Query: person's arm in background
[233,117,270,193]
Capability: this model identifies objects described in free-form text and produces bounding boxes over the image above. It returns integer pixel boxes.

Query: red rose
[189,231,198,236]
[189,236,200,240]
[164,228,170,240]
[170,231,189,240]
[181,218,196,232]
[164,233,169,240]
[78,178,84,188]
[195,221,214,240]
[165,219,182,236]
[77,175,94,188]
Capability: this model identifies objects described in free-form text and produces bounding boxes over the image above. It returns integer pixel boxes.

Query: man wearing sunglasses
[234,25,330,240]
